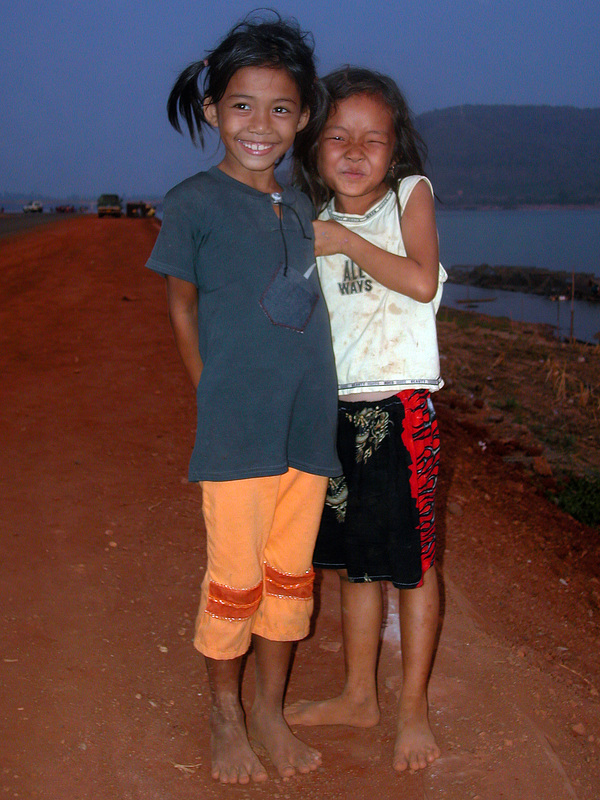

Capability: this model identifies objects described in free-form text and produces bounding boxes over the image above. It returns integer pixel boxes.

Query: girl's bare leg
[393,565,441,772]
[248,635,322,778]
[285,572,381,727]
[205,656,268,784]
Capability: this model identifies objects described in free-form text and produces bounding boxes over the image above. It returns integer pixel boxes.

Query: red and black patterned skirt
[313,389,439,588]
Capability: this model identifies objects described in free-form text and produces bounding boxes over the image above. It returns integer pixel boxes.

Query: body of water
[436,207,600,343]
[441,282,599,343]
[437,207,600,276]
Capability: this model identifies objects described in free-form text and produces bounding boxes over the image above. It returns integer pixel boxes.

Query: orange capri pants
[194,468,328,660]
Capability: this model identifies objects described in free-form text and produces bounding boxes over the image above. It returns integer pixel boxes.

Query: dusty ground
[437,306,600,482]
[1,215,599,800]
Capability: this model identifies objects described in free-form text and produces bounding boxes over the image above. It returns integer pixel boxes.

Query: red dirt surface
[1,216,599,799]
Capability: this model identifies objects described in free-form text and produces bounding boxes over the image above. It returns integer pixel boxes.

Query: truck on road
[97,194,122,218]
[23,200,43,213]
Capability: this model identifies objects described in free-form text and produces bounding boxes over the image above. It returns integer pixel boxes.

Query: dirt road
[1,216,598,799]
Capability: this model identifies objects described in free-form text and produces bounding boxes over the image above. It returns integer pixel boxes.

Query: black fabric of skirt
[313,394,422,588]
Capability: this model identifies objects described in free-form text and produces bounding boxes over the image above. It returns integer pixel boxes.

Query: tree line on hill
[416,105,600,208]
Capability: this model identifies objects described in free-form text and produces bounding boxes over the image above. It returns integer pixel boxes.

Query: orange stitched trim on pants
[205,580,263,621]
[264,562,315,600]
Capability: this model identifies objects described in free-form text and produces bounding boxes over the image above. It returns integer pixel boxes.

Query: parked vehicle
[97,194,122,218]
[126,202,156,218]
[23,200,43,213]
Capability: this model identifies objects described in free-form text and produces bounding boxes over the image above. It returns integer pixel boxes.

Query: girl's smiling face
[204,66,309,191]
[317,92,396,215]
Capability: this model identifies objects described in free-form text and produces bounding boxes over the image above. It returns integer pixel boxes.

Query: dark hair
[294,66,428,210]
[167,10,326,147]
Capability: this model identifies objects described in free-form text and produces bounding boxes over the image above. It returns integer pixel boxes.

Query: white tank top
[317,175,446,396]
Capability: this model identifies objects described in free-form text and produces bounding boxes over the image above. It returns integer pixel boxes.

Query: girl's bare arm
[166,276,203,389]
[313,180,440,303]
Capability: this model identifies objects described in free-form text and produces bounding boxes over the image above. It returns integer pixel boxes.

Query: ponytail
[166,11,320,150]
[167,61,209,146]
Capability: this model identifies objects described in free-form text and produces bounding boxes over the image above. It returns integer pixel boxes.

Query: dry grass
[546,356,599,411]
[437,308,600,479]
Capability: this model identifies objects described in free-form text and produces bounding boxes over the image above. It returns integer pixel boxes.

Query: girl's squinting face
[205,66,309,191]
[318,93,396,215]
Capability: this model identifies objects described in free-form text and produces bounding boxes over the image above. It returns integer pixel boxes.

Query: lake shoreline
[447,264,600,302]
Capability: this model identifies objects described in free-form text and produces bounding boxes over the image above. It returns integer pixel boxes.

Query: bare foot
[393,703,440,773]
[285,693,380,728]
[210,704,268,784]
[248,707,322,779]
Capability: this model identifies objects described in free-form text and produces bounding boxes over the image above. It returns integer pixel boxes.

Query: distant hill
[416,105,600,207]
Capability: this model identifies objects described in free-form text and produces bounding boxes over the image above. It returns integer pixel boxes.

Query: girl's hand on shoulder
[312,219,349,257]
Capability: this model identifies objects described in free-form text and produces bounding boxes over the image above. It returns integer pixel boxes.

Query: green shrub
[502,396,519,411]
[553,475,600,527]
[534,426,577,451]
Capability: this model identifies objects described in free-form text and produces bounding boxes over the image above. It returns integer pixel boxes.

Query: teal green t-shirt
[146,167,340,482]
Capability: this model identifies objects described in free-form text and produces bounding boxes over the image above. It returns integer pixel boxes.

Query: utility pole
[569,269,575,344]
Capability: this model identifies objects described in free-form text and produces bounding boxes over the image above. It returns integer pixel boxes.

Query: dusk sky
[3,0,599,199]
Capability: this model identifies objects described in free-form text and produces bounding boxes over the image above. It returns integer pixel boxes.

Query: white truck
[23,201,43,213]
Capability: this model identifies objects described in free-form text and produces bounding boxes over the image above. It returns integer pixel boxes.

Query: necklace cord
[270,192,312,278]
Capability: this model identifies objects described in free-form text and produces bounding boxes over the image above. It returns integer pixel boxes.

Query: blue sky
[2,0,599,198]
